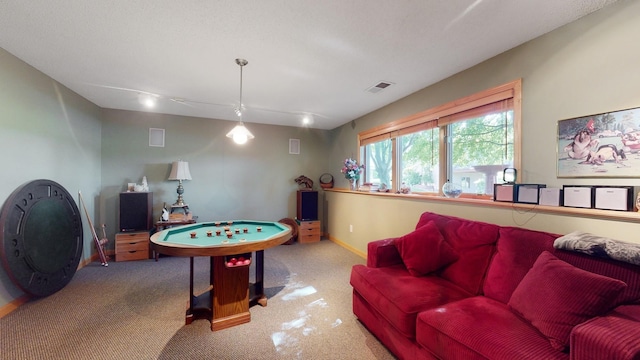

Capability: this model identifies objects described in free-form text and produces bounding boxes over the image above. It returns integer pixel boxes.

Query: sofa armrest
[366,238,403,268]
[570,305,640,360]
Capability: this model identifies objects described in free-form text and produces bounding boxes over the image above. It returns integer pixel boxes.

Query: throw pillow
[508,251,627,351]
[394,221,458,277]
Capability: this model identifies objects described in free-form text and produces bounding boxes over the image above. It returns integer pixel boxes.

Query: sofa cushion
[555,250,640,305]
[508,251,627,352]
[416,296,568,360]
[350,263,471,338]
[484,226,559,304]
[394,221,458,276]
[367,238,403,268]
[415,212,500,295]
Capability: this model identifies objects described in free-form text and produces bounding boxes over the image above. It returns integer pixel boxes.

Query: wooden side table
[153,218,197,260]
[155,218,197,231]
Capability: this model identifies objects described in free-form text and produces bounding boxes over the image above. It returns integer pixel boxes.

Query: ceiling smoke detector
[366,81,394,94]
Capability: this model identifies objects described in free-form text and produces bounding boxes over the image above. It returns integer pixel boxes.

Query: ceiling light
[138,93,157,108]
[226,58,255,145]
[302,114,314,126]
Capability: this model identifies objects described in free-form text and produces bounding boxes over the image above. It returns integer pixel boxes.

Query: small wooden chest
[115,232,149,261]
[298,220,321,243]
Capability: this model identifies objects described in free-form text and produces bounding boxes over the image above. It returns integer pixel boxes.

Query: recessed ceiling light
[302,114,314,126]
[138,93,157,108]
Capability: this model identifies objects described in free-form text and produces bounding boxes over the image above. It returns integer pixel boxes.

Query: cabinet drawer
[299,227,321,236]
[116,241,147,252]
[298,221,320,232]
[299,233,321,243]
[298,220,320,227]
[116,232,149,242]
[116,250,148,262]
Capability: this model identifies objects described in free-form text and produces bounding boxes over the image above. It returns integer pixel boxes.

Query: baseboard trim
[1,252,102,318]
[0,294,31,318]
[327,235,366,259]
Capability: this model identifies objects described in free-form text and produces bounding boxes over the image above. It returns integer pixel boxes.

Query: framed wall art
[557,106,640,178]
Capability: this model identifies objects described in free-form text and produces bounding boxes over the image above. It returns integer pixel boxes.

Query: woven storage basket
[319,173,334,189]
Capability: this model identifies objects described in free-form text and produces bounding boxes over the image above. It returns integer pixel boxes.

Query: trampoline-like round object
[0,179,83,297]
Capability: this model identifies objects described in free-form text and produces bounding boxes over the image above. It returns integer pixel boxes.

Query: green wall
[100,109,332,245]
[0,48,102,307]
[326,0,640,254]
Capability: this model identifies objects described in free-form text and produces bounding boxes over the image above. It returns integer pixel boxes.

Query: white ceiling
[0,0,618,130]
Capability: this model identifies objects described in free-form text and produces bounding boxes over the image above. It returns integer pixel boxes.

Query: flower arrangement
[341,158,365,181]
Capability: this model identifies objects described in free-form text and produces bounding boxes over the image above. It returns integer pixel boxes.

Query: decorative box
[539,188,562,207]
[514,184,546,204]
[594,186,634,211]
[562,186,594,209]
[494,184,515,202]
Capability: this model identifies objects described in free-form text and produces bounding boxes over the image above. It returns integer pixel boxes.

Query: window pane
[399,129,439,193]
[363,139,393,189]
[450,110,514,195]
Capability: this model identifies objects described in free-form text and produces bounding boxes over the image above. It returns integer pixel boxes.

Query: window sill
[324,188,640,224]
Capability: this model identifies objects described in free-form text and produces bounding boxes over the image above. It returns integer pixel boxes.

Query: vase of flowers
[341,158,364,191]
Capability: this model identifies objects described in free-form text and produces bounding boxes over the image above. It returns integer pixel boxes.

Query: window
[399,128,440,192]
[358,80,521,198]
[362,138,393,188]
[444,102,514,195]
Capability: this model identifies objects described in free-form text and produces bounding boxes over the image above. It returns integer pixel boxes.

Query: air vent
[289,139,300,155]
[366,81,394,94]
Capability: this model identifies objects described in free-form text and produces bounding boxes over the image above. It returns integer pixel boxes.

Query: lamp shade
[226,122,255,145]
[168,161,192,181]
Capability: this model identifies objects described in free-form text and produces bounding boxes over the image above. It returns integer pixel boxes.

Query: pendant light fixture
[226,58,255,144]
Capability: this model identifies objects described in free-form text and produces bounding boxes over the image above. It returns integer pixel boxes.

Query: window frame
[358,79,522,198]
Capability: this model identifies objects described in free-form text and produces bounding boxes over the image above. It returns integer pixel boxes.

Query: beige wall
[326,192,640,258]
[326,0,640,254]
[0,48,103,307]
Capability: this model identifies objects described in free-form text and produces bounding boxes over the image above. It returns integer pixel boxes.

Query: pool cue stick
[79,191,107,266]
[78,191,108,266]
[99,224,111,261]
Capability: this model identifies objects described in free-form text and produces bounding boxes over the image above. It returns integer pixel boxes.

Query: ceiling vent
[366,81,394,94]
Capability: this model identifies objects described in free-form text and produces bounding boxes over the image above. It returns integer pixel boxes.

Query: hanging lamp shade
[226,122,254,144]
[227,58,254,144]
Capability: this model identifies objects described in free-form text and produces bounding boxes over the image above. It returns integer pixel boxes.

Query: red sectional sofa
[350,212,640,359]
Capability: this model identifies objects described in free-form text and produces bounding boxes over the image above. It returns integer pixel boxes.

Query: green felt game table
[150,220,291,331]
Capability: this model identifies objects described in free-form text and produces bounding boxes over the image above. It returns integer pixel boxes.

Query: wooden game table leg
[250,250,268,307]
[185,256,195,324]
[185,256,214,325]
